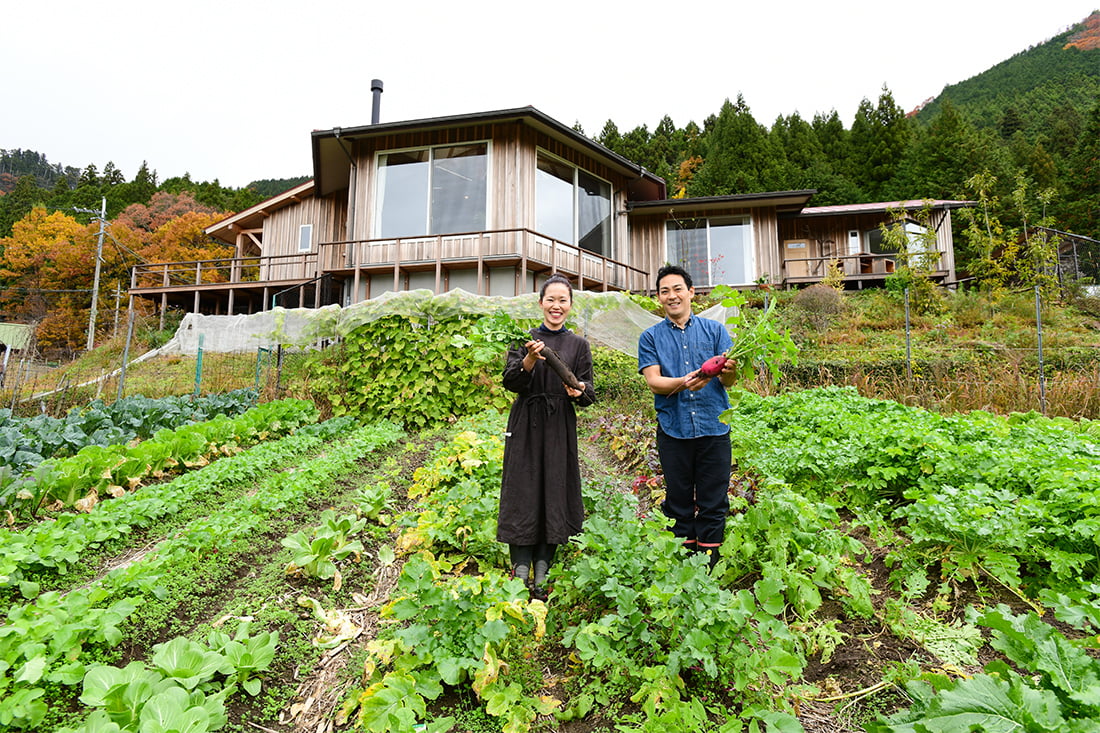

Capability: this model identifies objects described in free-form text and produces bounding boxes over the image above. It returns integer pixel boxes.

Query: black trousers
[656,428,731,546]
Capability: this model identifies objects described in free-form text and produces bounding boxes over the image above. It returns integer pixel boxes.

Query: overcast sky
[4,0,1095,189]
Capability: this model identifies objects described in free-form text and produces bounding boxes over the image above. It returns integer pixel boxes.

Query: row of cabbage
[0,390,258,479]
[0,404,405,730]
[722,386,1100,732]
[0,398,322,596]
[0,392,299,518]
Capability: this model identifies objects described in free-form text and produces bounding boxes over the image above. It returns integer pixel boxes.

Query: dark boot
[510,544,535,591]
[531,543,557,601]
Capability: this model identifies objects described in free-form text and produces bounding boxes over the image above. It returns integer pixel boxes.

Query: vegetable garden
[2,297,1099,733]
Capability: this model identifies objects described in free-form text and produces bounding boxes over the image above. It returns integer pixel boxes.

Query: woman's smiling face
[540,282,572,329]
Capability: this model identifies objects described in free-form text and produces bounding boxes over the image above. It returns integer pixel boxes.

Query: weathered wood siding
[344,122,642,272]
[262,192,346,279]
[627,206,781,289]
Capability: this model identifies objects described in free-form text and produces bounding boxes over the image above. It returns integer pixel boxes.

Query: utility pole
[72,197,108,351]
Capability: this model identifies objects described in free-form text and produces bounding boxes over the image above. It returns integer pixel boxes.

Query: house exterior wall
[261,192,346,279]
[343,121,640,260]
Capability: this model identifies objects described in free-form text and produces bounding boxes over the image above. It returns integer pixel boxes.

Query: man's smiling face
[657,273,694,324]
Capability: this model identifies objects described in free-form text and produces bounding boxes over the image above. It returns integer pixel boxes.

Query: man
[637,265,735,567]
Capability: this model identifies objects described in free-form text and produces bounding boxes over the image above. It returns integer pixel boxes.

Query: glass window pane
[378,150,429,238]
[298,224,312,252]
[537,155,575,244]
[709,220,753,285]
[430,144,487,235]
[577,170,610,255]
[666,220,709,287]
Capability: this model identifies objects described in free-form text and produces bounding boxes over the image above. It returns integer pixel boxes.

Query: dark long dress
[497,326,596,546]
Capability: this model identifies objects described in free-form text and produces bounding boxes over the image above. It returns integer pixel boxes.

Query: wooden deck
[782,251,948,287]
[129,228,648,314]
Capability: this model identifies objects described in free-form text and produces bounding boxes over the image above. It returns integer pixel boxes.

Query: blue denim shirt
[637,315,734,439]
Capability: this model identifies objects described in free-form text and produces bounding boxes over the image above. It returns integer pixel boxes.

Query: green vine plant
[449,311,539,365]
[308,315,515,430]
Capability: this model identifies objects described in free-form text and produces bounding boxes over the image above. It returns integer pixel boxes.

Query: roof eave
[627,190,817,216]
[311,106,666,199]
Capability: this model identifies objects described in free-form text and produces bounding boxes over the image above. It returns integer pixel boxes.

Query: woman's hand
[565,382,586,398]
[522,340,545,371]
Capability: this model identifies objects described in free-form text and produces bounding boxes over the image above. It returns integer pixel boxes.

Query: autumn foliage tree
[0,196,230,356]
[0,207,129,356]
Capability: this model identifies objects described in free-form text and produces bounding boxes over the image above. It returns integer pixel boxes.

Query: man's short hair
[656,264,693,291]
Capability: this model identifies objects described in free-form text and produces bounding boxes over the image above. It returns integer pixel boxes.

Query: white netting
[154,289,698,358]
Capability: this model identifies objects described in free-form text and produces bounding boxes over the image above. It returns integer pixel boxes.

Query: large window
[536,152,612,256]
[375,143,488,238]
[864,221,930,255]
[666,217,754,287]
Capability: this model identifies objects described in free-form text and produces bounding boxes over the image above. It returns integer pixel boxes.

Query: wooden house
[128,106,968,315]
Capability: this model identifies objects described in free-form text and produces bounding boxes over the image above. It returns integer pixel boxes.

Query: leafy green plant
[339,552,549,733]
[708,285,799,387]
[206,621,279,696]
[868,605,1100,732]
[282,510,367,583]
[309,315,513,429]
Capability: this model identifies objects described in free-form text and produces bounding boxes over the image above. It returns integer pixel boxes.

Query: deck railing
[318,228,649,293]
[131,252,319,289]
[131,229,647,295]
[782,251,945,281]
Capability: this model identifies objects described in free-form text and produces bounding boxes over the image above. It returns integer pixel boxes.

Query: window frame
[371,140,492,238]
[535,149,613,258]
[298,223,313,253]
[665,215,755,287]
[862,219,931,255]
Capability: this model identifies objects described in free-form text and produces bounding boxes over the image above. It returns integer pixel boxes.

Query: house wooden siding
[260,192,346,279]
[329,120,647,296]
[343,121,637,249]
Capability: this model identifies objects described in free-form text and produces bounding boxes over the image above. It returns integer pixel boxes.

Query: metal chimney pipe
[371,79,384,124]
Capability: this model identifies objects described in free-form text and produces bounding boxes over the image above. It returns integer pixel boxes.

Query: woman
[498,275,596,600]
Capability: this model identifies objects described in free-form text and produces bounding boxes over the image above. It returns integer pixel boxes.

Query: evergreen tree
[688,95,771,196]
[0,175,46,238]
[999,106,1024,138]
[849,86,912,200]
[78,164,99,188]
[812,110,859,198]
[649,115,680,184]
[616,125,652,172]
[1062,100,1100,242]
[770,112,827,190]
[596,120,621,151]
[101,161,125,187]
[892,100,993,199]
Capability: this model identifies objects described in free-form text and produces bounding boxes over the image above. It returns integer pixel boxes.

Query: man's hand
[682,371,713,391]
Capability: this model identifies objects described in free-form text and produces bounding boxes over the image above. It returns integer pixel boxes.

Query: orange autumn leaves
[0,193,232,355]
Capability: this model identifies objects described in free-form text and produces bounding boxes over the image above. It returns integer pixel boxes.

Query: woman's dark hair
[539,274,574,301]
[656,264,693,290]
